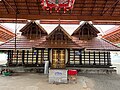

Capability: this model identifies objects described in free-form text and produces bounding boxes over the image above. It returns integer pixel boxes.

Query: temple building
[0,21,120,69]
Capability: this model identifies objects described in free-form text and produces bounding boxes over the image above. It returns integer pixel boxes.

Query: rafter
[80,0,86,15]
[110,1,119,16]
[100,0,107,16]
[36,0,40,14]
[25,0,30,14]
[2,0,16,13]
[90,0,96,15]
[2,0,9,14]
[13,0,19,13]
[101,0,120,15]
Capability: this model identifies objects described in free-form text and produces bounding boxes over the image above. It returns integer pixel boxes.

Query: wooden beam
[100,0,108,16]
[36,0,40,14]
[2,0,9,14]
[14,0,18,12]
[103,29,120,38]
[40,20,80,24]
[80,0,86,15]
[110,1,119,16]
[0,19,27,23]
[25,0,30,14]
[101,0,120,15]
[90,0,96,15]
[2,14,120,20]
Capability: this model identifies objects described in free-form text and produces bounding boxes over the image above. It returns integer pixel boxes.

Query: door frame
[51,48,65,68]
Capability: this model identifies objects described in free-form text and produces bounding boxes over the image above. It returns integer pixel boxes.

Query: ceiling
[0,0,120,23]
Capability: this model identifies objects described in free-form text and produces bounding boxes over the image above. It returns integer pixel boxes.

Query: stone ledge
[78,68,116,74]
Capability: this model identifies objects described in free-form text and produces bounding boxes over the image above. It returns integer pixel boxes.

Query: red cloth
[68,70,77,75]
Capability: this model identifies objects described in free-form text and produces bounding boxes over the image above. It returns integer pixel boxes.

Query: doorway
[52,49,65,68]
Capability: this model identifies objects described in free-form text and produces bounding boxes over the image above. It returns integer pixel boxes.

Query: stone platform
[67,67,116,74]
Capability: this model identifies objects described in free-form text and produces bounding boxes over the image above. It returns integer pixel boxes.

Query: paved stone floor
[0,64,120,90]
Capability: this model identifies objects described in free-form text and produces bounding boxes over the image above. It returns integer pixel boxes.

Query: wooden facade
[0,22,120,69]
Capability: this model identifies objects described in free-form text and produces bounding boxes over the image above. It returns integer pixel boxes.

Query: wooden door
[52,49,65,68]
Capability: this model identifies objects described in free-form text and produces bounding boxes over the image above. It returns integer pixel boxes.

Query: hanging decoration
[41,0,75,13]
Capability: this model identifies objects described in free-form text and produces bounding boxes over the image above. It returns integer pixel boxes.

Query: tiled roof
[0,25,14,42]
[20,21,48,34]
[72,36,120,51]
[104,25,120,35]
[35,37,83,49]
[35,25,82,49]
[0,22,120,51]
[102,25,120,44]
[0,35,34,49]
[72,22,100,36]
[47,25,72,39]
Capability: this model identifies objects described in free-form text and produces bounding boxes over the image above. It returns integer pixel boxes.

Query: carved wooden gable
[47,25,72,44]
[20,22,48,39]
[72,22,100,40]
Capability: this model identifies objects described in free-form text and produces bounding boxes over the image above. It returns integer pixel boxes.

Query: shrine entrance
[52,49,65,68]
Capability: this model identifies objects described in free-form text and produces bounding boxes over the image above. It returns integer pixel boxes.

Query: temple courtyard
[0,63,119,90]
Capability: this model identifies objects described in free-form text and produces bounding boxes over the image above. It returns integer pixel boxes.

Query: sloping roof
[20,21,48,34]
[0,21,48,50]
[72,22,100,36]
[102,26,120,44]
[35,37,83,49]
[0,35,47,50]
[47,25,72,39]
[0,23,120,51]
[0,25,14,42]
[72,36,120,51]
[37,25,82,49]
[0,35,34,49]
[104,25,120,35]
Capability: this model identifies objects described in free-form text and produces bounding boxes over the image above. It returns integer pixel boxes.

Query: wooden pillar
[93,51,96,65]
[48,49,51,66]
[32,49,34,65]
[67,49,70,65]
[109,52,111,65]
[104,52,106,65]
[9,50,12,65]
[27,50,29,65]
[7,50,10,66]
[36,49,39,65]
[11,50,13,63]
[22,50,25,65]
[79,50,82,65]
[89,51,90,65]
[83,51,85,65]
[16,50,19,65]
[107,52,111,65]
[41,49,44,64]
[107,52,109,65]
[99,51,101,65]
[74,50,75,65]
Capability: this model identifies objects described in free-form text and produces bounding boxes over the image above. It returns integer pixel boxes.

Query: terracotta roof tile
[104,25,120,35]
[35,38,83,49]
[72,36,120,51]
